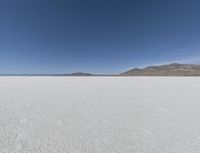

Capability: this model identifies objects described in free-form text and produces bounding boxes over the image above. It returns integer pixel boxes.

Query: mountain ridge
[1,63,200,76]
[120,63,200,76]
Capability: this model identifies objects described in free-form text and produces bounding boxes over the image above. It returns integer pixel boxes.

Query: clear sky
[1,0,200,74]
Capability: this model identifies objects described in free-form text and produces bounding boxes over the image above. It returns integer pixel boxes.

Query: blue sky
[0,0,200,74]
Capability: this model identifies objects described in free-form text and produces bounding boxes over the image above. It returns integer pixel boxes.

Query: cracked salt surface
[0,77,200,153]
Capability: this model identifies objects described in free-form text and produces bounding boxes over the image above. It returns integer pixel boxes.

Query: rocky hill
[120,63,200,76]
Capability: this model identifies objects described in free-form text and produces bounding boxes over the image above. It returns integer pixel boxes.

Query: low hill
[120,63,200,76]
[69,72,94,76]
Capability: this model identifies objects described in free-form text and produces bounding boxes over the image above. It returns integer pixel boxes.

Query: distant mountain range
[0,73,91,76]
[68,72,94,76]
[1,63,200,76]
[0,72,108,76]
[120,63,200,76]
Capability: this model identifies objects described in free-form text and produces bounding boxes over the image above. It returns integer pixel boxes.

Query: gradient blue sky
[1,0,200,74]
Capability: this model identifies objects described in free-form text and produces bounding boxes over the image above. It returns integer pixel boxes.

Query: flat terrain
[0,77,200,153]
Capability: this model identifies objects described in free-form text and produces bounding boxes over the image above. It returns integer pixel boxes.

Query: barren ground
[0,77,200,153]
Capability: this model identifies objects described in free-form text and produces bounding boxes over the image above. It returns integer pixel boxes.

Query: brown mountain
[120,63,200,76]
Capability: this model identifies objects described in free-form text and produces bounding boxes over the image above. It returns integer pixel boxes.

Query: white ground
[0,77,200,153]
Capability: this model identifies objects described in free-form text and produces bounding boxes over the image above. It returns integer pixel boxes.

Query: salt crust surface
[0,77,200,153]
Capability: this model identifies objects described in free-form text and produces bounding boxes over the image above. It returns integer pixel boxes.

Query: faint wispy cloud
[125,43,200,71]
[142,45,200,68]
[173,56,200,64]
[158,44,200,65]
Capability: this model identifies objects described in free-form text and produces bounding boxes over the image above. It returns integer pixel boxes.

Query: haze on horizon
[1,0,200,74]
